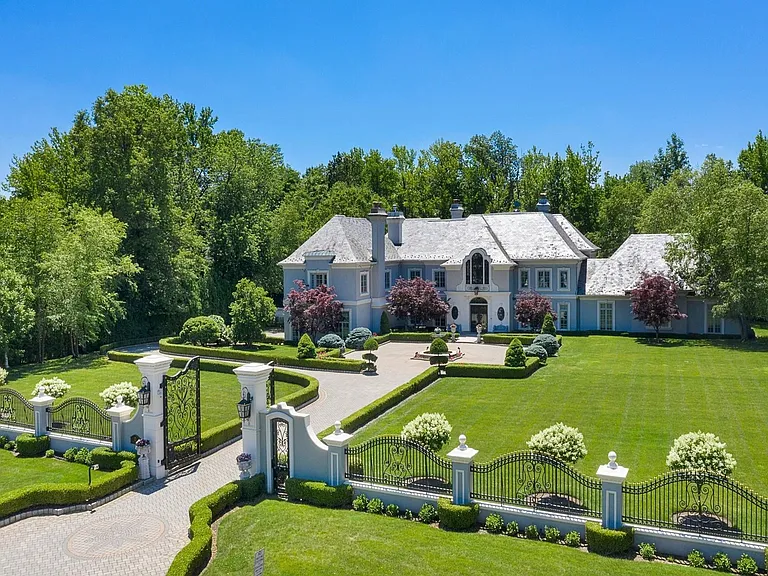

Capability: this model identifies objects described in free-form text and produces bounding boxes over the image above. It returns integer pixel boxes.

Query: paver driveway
[0,341,504,576]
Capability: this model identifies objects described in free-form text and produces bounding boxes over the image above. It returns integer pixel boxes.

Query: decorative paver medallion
[66,514,166,558]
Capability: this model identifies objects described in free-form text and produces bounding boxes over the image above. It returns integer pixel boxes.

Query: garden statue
[476,323,483,343]
[135,438,151,480]
[450,323,457,342]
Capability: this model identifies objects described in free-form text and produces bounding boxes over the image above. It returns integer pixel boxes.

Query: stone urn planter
[236,453,252,479]
[135,439,151,480]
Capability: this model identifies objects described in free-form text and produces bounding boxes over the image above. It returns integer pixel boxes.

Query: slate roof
[280,211,597,266]
[585,234,686,295]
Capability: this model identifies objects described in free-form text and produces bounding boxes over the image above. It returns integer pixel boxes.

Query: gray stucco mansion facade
[279,197,739,339]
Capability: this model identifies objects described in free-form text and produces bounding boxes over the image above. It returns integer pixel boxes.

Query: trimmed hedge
[318,367,440,438]
[437,497,479,530]
[285,478,353,508]
[0,460,138,519]
[585,521,634,555]
[483,333,563,346]
[15,434,50,457]
[158,338,363,372]
[167,474,265,576]
[90,447,138,471]
[389,332,452,342]
[444,358,540,379]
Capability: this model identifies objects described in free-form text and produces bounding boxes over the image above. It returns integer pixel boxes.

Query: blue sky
[1,1,766,186]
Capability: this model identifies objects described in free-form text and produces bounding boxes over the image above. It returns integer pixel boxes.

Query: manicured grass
[0,448,112,492]
[5,355,302,432]
[355,335,768,494]
[205,499,687,576]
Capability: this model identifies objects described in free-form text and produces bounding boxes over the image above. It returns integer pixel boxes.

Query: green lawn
[205,499,687,576]
[0,448,113,492]
[5,355,302,432]
[355,335,768,494]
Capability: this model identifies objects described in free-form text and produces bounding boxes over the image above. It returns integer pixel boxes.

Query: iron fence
[46,397,112,442]
[345,436,453,494]
[471,451,602,517]
[0,388,35,430]
[623,471,768,542]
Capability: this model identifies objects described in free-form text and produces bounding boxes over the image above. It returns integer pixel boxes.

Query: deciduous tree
[630,274,686,341]
[514,291,555,331]
[229,279,277,346]
[386,277,449,326]
[284,280,344,341]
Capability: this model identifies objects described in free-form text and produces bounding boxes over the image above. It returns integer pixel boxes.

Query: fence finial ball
[459,434,467,450]
[608,451,617,469]
[116,395,124,407]
[334,421,342,435]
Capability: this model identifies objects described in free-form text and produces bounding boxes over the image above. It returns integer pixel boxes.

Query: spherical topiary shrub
[666,431,736,476]
[541,313,557,336]
[532,333,559,357]
[345,327,372,350]
[429,337,449,355]
[504,338,526,367]
[179,316,221,345]
[317,333,345,349]
[525,344,548,364]
[526,422,587,463]
[401,413,452,451]
[297,333,317,359]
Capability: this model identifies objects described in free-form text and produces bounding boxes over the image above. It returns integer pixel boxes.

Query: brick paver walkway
[0,342,503,576]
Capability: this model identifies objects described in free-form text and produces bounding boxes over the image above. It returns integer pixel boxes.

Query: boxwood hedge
[443,358,540,379]
[166,474,265,576]
[285,478,353,508]
[437,497,479,530]
[15,434,50,457]
[585,521,634,555]
[0,459,138,520]
[483,333,563,346]
[90,447,138,471]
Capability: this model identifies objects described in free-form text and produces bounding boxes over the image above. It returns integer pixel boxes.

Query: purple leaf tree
[630,274,686,341]
[284,280,344,341]
[514,290,556,331]
[387,277,449,327]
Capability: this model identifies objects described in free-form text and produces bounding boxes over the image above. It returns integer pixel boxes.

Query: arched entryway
[470,297,488,331]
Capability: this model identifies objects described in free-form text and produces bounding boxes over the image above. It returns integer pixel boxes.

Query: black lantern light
[237,388,252,420]
[137,377,151,406]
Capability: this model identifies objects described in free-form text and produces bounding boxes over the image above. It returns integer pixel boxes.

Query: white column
[233,362,273,475]
[596,451,629,529]
[447,434,478,505]
[29,391,54,437]
[135,354,174,479]
[106,396,133,452]
[323,421,354,486]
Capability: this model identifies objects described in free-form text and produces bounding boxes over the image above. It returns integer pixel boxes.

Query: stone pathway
[0,342,504,576]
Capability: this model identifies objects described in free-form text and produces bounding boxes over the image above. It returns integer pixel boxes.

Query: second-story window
[310,272,327,288]
[433,270,446,289]
[559,269,569,291]
[384,270,391,290]
[360,271,369,295]
[466,252,489,285]
[520,268,530,289]
[537,269,551,290]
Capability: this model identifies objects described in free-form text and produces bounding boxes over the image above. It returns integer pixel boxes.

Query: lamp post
[88,463,100,486]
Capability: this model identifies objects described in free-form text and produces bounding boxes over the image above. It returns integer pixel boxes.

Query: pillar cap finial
[458,434,467,450]
[608,451,617,469]
[334,421,342,435]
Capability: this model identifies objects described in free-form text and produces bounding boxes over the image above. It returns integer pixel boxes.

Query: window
[558,302,570,331]
[537,269,551,290]
[598,301,614,331]
[360,271,369,295]
[466,252,489,285]
[384,270,391,290]
[433,269,446,289]
[519,268,530,289]
[409,268,421,280]
[309,272,327,288]
[706,303,723,334]
[558,268,570,291]
[451,306,459,320]
[340,310,350,338]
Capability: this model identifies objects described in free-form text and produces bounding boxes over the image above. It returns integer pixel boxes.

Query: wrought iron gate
[271,417,290,492]
[162,357,202,471]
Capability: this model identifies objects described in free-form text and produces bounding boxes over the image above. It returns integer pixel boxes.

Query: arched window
[466,252,489,285]
[471,253,483,284]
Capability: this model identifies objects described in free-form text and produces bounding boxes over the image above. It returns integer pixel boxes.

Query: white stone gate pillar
[135,354,174,479]
[29,391,54,437]
[233,363,273,476]
[324,421,353,486]
[447,434,478,505]
[596,451,629,529]
[106,397,133,452]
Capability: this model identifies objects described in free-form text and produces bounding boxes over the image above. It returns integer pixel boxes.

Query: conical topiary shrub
[541,313,557,336]
[504,338,526,367]
[297,333,316,359]
[379,311,391,335]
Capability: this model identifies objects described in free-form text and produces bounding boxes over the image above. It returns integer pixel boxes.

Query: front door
[470,297,489,331]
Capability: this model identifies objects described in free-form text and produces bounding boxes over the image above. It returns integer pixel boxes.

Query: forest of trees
[1,84,767,364]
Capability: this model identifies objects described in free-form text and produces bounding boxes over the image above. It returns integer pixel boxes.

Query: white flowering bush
[527,423,587,463]
[666,431,736,476]
[100,382,139,408]
[0,367,7,386]
[401,413,452,451]
[32,377,71,399]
